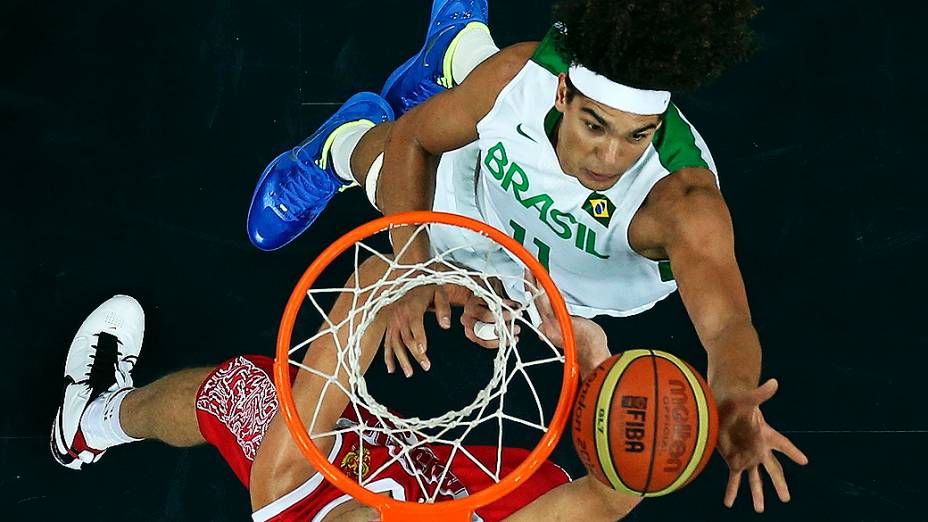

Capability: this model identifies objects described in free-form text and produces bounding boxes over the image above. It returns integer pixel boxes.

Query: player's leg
[344,0,504,210]
[319,0,506,206]
[246,1,502,252]
[381,0,499,115]
[117,367,213,446]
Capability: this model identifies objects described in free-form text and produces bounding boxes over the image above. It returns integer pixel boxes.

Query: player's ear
[554,73,570,112]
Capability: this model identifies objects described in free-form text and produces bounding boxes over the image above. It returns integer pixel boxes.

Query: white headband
[568,65,671,115]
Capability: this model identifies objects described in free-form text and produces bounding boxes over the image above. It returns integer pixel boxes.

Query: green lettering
[532,238,551,272]
[576,222,588,250]
[485,142,508,180]
[509,219,526,245]
[549,209,576,240]
[503,163,529,201]
[584,229,610,259]
[509,219,551,272]
[519,194,553,227]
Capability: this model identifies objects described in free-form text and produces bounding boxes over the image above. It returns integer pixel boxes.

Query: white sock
[81,387,142,450]
[451,23,500,85]
[330,121,375,184]
[364,153,384,210]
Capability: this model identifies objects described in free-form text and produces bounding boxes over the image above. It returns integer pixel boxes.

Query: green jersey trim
[544,107,562,137]
[530,25,570,76]
[530,26,568,139]
[652,103,710,173]
[658,260,675,282]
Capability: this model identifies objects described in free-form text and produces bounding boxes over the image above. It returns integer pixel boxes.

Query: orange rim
[274,211,578,520]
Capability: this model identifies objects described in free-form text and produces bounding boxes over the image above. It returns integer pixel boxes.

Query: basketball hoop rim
[274,210,579,519]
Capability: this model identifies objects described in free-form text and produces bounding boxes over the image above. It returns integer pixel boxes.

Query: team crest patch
[340,444,371,480]
[582,193,616,227]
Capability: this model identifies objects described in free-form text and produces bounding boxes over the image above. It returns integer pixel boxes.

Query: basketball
[572,350,718,497]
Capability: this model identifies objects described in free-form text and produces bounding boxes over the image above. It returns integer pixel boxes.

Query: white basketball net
[287,222,566,504]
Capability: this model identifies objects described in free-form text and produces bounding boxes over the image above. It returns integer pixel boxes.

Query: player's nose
[596,138,625,171]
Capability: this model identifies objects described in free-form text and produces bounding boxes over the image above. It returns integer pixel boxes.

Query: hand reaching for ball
[525,270,610,379]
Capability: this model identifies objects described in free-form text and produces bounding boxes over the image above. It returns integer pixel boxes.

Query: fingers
[461,314,500,349]
[768,429,810,465]
[383,332,396,375]
[391,339,416,378]
[382,284,451,378]
[525,270,551,310]
[384,315,429,378]
[398,318,430,373]
[723,470,741,508]
[384,327,415,377]
[763,454,791,503]
[488,277,506,296]
[523,269,537,290]
[501,299,521,321]
[464,297,497,324]
[753,378,779,405]
[432,285,452,330]
[462,296,522,349]
[748,466,764,512]
[725,458,796,510]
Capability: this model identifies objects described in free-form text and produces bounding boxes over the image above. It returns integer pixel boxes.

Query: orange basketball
[572,350,718,497]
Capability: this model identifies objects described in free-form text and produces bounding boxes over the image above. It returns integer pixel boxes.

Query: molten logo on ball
[662,380,693,473]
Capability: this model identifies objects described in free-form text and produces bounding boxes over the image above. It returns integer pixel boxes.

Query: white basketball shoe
[50,295,144,470]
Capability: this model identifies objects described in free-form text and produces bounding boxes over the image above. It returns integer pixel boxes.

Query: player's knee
[360,120,394,157]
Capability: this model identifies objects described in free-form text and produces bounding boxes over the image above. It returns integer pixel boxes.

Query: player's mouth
[583,168,617,183]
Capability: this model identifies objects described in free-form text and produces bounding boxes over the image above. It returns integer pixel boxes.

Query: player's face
[553,75,662,191]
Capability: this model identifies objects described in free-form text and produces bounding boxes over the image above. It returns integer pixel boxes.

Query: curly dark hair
[554,0,760,93]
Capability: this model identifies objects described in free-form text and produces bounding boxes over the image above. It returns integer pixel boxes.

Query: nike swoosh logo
[516,123,537,143]
[422,25,458,68]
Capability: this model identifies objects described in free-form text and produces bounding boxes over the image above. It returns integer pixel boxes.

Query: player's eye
[630,133,647,142]
[585,122,603,133]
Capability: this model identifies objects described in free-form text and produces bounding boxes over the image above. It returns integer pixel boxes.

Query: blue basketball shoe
[381,0,489,115]
[247,92,394,251]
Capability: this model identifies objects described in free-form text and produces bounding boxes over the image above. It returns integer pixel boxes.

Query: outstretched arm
[642,167,808,511]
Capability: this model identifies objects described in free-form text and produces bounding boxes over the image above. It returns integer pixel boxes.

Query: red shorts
[195,356,570,521]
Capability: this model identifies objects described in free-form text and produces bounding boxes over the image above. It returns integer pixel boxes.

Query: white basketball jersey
[430,26,718,318]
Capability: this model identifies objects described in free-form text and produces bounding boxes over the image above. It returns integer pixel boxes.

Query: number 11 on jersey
[509,219,551,272]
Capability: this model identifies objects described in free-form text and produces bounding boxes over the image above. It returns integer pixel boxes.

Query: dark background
[2,0,926,520]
